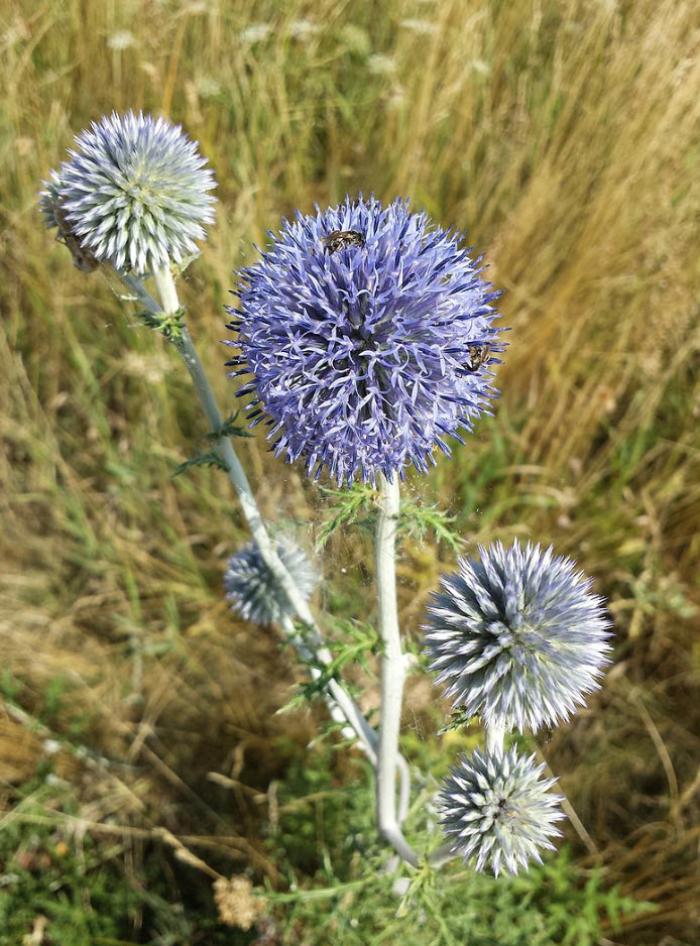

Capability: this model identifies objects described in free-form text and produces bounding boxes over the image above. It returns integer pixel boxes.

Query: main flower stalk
[375,473,417,865]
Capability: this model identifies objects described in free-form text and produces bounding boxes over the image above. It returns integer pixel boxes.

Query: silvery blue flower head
[41,111,216,274]
[40,168,100,273]
[440,747,564,875]
[226,196,503,485]
[425,541,612,731]
[224,536,317,626]
[39,169,63,231]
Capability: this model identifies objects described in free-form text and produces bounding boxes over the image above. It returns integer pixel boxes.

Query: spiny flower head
[226,196,503,485]
[425,541,612,731]
[40,168,100,273]
[224,536,317,626]
[439,747,564,875]
[39,169,63,231]
[41,111,216,273]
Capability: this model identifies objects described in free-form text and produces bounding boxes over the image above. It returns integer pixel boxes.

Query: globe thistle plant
[224,536,317,627]
[40,111,216,274]
[226,196,504,485]
[439,747,564,875]
[425,541,612,731]
[39,106,616,870]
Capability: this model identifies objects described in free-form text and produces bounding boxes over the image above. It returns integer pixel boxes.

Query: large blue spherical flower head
[41,111,216,274]
[226,196,504,484]
[425,541,612,732]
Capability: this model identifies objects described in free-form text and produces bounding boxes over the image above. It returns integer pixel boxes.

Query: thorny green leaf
[318,484,463,553]
[399,500,464,553]
[279,619,380,713]
[172,450,227,478]
[205,411,252,441]
[316,483,376,547]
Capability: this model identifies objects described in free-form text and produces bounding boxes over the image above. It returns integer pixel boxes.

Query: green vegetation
[0,753,652,945]
[1,0,698,942]
[0,784,240,945]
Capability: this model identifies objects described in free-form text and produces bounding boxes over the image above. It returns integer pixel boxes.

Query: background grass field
[1,0,699,942]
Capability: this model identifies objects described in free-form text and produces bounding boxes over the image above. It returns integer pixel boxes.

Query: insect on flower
[53,202,100,273]
[40,172,99,273]
[466,344,491,373]
[322,229,366,254]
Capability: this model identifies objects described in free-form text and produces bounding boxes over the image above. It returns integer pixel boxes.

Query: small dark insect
[322,229,366,254]
[54,203,100,273]
[466,344,491,373]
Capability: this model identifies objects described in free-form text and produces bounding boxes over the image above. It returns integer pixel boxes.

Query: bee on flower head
[466,344,491,373]
[322,230,366,254]
[52,200,100,273]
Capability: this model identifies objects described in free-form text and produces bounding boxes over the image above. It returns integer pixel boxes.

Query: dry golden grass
[1,0,699,940]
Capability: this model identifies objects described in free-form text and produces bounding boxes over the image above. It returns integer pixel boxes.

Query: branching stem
[120,266,413,820]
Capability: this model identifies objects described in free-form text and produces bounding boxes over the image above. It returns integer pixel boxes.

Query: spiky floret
[40,111,216,273]
[226,196,504,485]
[39,169,63,230]
[425,541,612,731]
[224,536,317,626]
[439,747,564,875]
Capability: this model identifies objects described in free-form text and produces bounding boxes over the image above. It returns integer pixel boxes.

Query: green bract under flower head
[40,111,216,274]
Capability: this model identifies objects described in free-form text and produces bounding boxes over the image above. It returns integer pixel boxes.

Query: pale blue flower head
[226,196,503,485]
[41,111,216,273]
[440,747,564,875]
[425,541,612,731]
[224,536,317,626]
[39,169,63,230]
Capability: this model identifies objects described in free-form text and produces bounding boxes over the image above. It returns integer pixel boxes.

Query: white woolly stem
[151,265,180,314]
[126,266,414,811]
[375,473,418,866]
[485,718,506,755]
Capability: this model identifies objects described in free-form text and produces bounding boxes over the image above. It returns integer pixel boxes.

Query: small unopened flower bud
[224,536,317,626]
